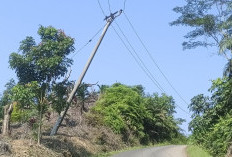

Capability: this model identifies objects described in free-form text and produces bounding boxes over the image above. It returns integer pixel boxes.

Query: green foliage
[0,79,16,119]
[9,25,76,117]
[205,115,232,157]
[93,84,146,138]
[10,82,42,122]
[48,81,71,114]
[223,59,232,78]
[189,77,232,156]
[11,103,33,123]
[90,83,184,145]
[171,0,232,51]
[76,83,90,101]
[143,94,182,143]
[8,26,75,143]
[0,79,15,106]
[97,84,109,95]
[11,81,40,108]
[9,25,75,84]
[172,2,232,153]
[171,0,232,77]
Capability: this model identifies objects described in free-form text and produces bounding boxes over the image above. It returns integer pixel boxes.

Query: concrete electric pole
[50,10,122,136]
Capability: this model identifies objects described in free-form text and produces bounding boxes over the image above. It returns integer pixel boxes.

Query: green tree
[143,93,183,143]
[0,79,15,107]
[206,114,232,157]
[97,84,109,95]
[92,83,146,142]
[188,77,232,156]
[171,0,232,77]
[9,26,74,84]
[48,80,72,115]
[11,81,46,143]
[9,25,75,144]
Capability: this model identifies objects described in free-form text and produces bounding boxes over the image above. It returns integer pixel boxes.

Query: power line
[114,21,165,93]
[108,0,112,13]
[95,0,189,114]
[71,25,105,59]
[113,22,189,115]
[97,0,106,16]
[95,0,165,97]
[111,24,165,93]
[123,12,189,107]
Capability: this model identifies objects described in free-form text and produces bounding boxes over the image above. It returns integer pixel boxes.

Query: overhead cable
[97,0,106,16]
[71,25,105,59]
[111,24,165,93]
[123,12,189,106]
[108,0,112,13]
[113,22,190,115]
[114,21,165,93]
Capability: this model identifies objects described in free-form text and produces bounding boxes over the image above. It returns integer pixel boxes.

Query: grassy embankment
[187,145,211,157]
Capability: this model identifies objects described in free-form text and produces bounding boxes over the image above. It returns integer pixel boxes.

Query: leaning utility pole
[50,10,122,136]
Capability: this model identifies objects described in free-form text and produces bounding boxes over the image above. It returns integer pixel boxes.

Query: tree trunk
[2,103,13,136]
[37,104,43,145]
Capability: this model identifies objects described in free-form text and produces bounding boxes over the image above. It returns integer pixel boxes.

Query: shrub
[92,84,146,140]
[205,115,232,157]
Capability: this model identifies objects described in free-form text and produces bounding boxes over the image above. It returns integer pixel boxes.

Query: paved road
[112,145,187,157]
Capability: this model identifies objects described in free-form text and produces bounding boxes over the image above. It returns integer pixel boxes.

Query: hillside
[0,83,186,157]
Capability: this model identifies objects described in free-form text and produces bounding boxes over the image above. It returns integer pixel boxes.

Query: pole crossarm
[104,9,122,21]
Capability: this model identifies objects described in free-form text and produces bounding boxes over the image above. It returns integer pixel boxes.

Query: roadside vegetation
[0,26,186,156]
[172,0,232,156]
[187,145,211,157]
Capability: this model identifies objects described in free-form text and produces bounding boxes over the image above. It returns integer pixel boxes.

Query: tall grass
[187,145,211,157]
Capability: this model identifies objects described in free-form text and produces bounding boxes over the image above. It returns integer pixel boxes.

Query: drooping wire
[97,0,106,16]
[123,12,189,106]
[108,0,112,13]
[114,21,165,93]
[71,25,105,59]
[111,24,164,93]
[113,22,190,115]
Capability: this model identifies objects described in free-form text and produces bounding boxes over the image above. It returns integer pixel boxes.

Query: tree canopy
[188,78,232,156]
[9,25,75,84]
[7,25,75,144]
[171,0,232,56]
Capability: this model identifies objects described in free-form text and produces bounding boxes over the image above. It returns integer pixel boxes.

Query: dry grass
[6,139,62,157]
[0,105,127,157]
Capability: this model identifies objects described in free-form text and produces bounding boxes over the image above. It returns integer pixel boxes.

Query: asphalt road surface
[112,145,187,157]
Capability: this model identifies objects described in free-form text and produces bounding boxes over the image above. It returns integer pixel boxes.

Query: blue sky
[0,0,227,134]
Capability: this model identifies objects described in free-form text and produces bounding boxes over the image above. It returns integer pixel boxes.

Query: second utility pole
[50,10,122,136]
